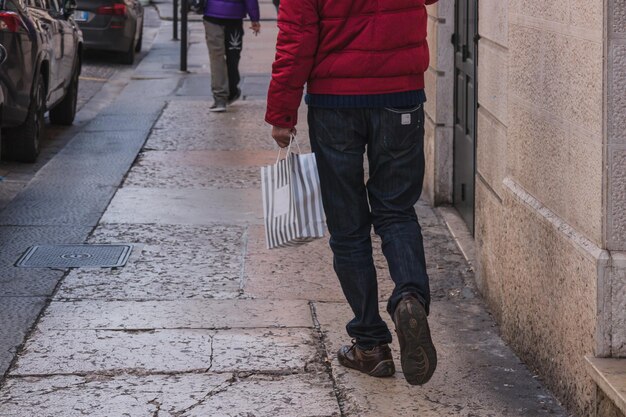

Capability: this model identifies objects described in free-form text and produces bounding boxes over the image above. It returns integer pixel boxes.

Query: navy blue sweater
[306,90,426,108]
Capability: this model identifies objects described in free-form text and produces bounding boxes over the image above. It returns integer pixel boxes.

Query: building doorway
[453,0,478,233]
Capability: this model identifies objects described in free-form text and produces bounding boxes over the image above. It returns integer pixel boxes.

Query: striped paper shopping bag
[261,150,326,249]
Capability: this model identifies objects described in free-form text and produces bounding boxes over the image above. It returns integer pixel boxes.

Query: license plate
[74,11,89,22]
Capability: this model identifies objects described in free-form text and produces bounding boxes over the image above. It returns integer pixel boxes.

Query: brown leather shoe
[337,343,395,377]
[393,295,437,385]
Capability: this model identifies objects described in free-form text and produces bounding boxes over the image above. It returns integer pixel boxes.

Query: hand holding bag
[261,137,326,249]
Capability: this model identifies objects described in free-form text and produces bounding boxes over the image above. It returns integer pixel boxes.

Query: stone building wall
[472,1,607,415]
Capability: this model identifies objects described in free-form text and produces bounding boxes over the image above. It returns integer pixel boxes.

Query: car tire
[49,63,79,126]
[121,40,135,65]
[135,23,143,53]
[1,73,45,163]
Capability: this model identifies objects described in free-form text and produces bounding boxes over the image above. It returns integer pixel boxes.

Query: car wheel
[135,23,143,53]
[49,63,79,126]
[121,41,135,65]
[1,73,45,163]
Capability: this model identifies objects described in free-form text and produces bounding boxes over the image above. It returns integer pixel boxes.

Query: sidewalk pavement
[0,6,571,416]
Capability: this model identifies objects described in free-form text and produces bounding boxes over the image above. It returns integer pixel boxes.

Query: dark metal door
[453,0,477,233]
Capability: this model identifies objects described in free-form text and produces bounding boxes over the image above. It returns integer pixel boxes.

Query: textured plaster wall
[474,180,505,322]
[472,0,608,414]
[507,7,604,245]
[501,180,599,417]
[477,178,600,417]
[507,101,603,241]
[423,2,453,205]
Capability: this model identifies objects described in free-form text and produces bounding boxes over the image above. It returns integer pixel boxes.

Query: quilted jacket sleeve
[244,0,259,22]
[265,0,319,128]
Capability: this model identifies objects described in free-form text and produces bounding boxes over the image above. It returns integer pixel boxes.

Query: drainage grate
[17,244,133,268]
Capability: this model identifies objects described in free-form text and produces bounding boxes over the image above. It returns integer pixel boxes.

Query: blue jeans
[308,105,430,349]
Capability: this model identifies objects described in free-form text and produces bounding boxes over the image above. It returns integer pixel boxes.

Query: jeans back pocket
[381,104,424,156]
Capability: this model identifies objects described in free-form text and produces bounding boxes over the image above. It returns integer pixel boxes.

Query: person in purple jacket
[204,0,260,112]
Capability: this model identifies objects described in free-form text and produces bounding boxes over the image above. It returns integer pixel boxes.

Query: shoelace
[348,340,380,353]
[347,339,358,352]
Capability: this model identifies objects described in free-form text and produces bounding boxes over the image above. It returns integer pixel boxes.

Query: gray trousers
[204,19,243,102]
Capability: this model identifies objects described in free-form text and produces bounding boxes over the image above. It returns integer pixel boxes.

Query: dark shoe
[337,342,395,377]
[393,295,437,385]
[228,88,241,104]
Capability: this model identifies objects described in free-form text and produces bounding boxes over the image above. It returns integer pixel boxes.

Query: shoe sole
[209,108,226,113]
[337,355,395,378]
[395,299,437,385]
[368,359,396,377]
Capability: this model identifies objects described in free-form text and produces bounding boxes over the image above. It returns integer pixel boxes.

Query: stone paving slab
[314,301,568,416]
[211,328,318,373]
[13,329,214,375]
[153,100,269,130]
[145,126,283,151]
[87,222,245,250]
[38,300,314,330]
[243,225,343,301]
[57,223,245,300]
[243,222,470,304]
[123,150,278,189]
[144,99,310,152]
[57,260,242,300]
[13,328,317,375]
[101,188,263,225]
[0,373,340,417]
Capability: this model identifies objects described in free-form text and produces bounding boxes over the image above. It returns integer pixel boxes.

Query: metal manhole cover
[17,244,132,268]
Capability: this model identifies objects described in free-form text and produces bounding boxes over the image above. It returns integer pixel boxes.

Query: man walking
[203,0,260,112]
[265,0,438,385]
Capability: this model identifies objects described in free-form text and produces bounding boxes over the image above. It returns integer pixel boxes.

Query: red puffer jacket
[265,0,438,128]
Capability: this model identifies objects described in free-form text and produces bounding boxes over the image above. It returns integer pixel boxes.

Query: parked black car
[74,0,143,64]
[0,0,83,162]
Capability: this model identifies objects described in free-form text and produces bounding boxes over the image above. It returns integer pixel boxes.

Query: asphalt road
[0,6,161,212]
[0,5,162,381]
